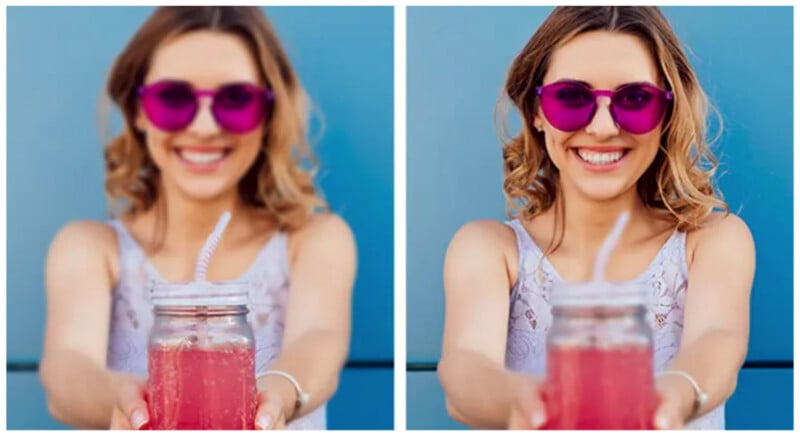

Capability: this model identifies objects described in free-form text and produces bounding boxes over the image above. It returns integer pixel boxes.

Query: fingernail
[531,411,546,428]
[655,415,670,430]
[130,409,148,429]
[257,414,273,430]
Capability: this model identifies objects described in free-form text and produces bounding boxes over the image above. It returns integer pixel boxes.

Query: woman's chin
[574,181,634,202]
[172,180,239,203]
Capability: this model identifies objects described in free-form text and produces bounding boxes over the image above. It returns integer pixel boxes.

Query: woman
[438,6,754,430]
[39,6,356,430]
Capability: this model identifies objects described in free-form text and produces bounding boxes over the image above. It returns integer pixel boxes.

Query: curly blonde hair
[499,6,727,245]
[103,6,325,232]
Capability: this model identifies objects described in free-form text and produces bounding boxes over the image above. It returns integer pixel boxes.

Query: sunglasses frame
[534,80,674,134]
[137,80,275,133]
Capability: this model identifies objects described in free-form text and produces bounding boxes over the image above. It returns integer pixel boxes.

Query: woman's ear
[135,109,147,133]
[533,117,544,132]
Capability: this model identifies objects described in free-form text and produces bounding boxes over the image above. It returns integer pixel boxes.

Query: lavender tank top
[504,219,724,430]
[105,220,326,429]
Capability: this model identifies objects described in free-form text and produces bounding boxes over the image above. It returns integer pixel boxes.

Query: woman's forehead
[146,30,262,87]
[543,30,662,89]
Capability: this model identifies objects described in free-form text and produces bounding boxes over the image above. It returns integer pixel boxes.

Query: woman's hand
[106,374,295,430]
[504,373,699,430]
[254,389,288,430]
[507,376,548,430]
[653,374,696,430]
[108,376,149,430]
[254,376,296,429]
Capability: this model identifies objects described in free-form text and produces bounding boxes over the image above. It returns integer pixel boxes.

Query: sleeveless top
[504,219,724,430]
[104,220,326,429]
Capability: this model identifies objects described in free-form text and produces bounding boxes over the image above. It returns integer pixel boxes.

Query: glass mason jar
[147,281,257,430]
[543,281,657,429]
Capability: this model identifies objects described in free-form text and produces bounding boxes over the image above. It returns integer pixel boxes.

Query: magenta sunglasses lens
[538,82,598,132]
[610,84,671,134]
[212,83,270,134]
[140,81,199,132]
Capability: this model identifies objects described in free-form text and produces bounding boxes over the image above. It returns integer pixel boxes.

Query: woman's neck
[139,185,254,253]
[546,183,653,256]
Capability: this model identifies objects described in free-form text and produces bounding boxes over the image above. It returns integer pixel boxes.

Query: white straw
[194,211,232,282]
[592,211,630,283]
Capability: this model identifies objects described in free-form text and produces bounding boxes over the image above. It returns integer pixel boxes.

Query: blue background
[6,6,393,430]
[407,6,793,430]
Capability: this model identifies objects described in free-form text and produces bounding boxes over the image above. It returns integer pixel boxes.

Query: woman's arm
[654,213,755,428]
[39,221,138,428]
[254,213,356,428]
[438,220,542,429]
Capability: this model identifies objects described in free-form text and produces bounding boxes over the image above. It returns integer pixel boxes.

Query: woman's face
[137,30,265,203]
[535,30,666,202]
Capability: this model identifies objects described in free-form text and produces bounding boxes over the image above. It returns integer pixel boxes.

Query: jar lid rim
[151,280,249,307]
[551,281,651,307]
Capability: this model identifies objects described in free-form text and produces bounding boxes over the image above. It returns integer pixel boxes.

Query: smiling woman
[104,8,321,230]
[7,4,393,431]
[37,6,355,431]
[436,6,755,431]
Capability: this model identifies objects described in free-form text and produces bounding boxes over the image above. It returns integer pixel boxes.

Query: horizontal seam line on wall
[8,360,794,372]
[7,359,394,372]
[406,360,794,371]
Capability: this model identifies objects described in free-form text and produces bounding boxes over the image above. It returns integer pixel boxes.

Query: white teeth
[577,149,624,165]
[178,149,226,164]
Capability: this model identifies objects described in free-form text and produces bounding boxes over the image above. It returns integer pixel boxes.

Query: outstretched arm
[654,214,755,429]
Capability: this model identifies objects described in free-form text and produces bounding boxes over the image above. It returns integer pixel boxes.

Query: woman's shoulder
[446,219,519,266]
[50,219,119,250]
[289,212,353,239]
[687,212,752,241]
[444,219,520,292]
[450,219,517,247]
[286,212,356,260]
[685,212,755,266]
[46,219,120,282]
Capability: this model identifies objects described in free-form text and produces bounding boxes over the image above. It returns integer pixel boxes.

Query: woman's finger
[255,390,285,430]
[653,393,684,430]
[508,384,547,429]
[115,379,149,429]
[109,405,132,429]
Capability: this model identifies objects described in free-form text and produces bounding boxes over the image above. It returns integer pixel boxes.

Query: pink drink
[543,346,657,429]
[147,345,257,429]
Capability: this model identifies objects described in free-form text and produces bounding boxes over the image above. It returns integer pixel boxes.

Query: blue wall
[6,6,393,429]
[407,6,793,429]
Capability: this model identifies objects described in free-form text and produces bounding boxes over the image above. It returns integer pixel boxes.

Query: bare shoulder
[287,213,356,260]
[49,220,118,255]
[291,213,354,242]
[445,219,519,286]
[690,212,754,248]
[448,219,517,253]
[46,220,119,286]
[686,212,755,266]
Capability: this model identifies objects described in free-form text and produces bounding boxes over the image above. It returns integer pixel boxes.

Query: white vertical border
[393,3,407,431]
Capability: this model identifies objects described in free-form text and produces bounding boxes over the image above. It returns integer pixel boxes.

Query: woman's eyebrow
[614,80,658,89]
[551,78,659,89]
[552,78,592,87]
